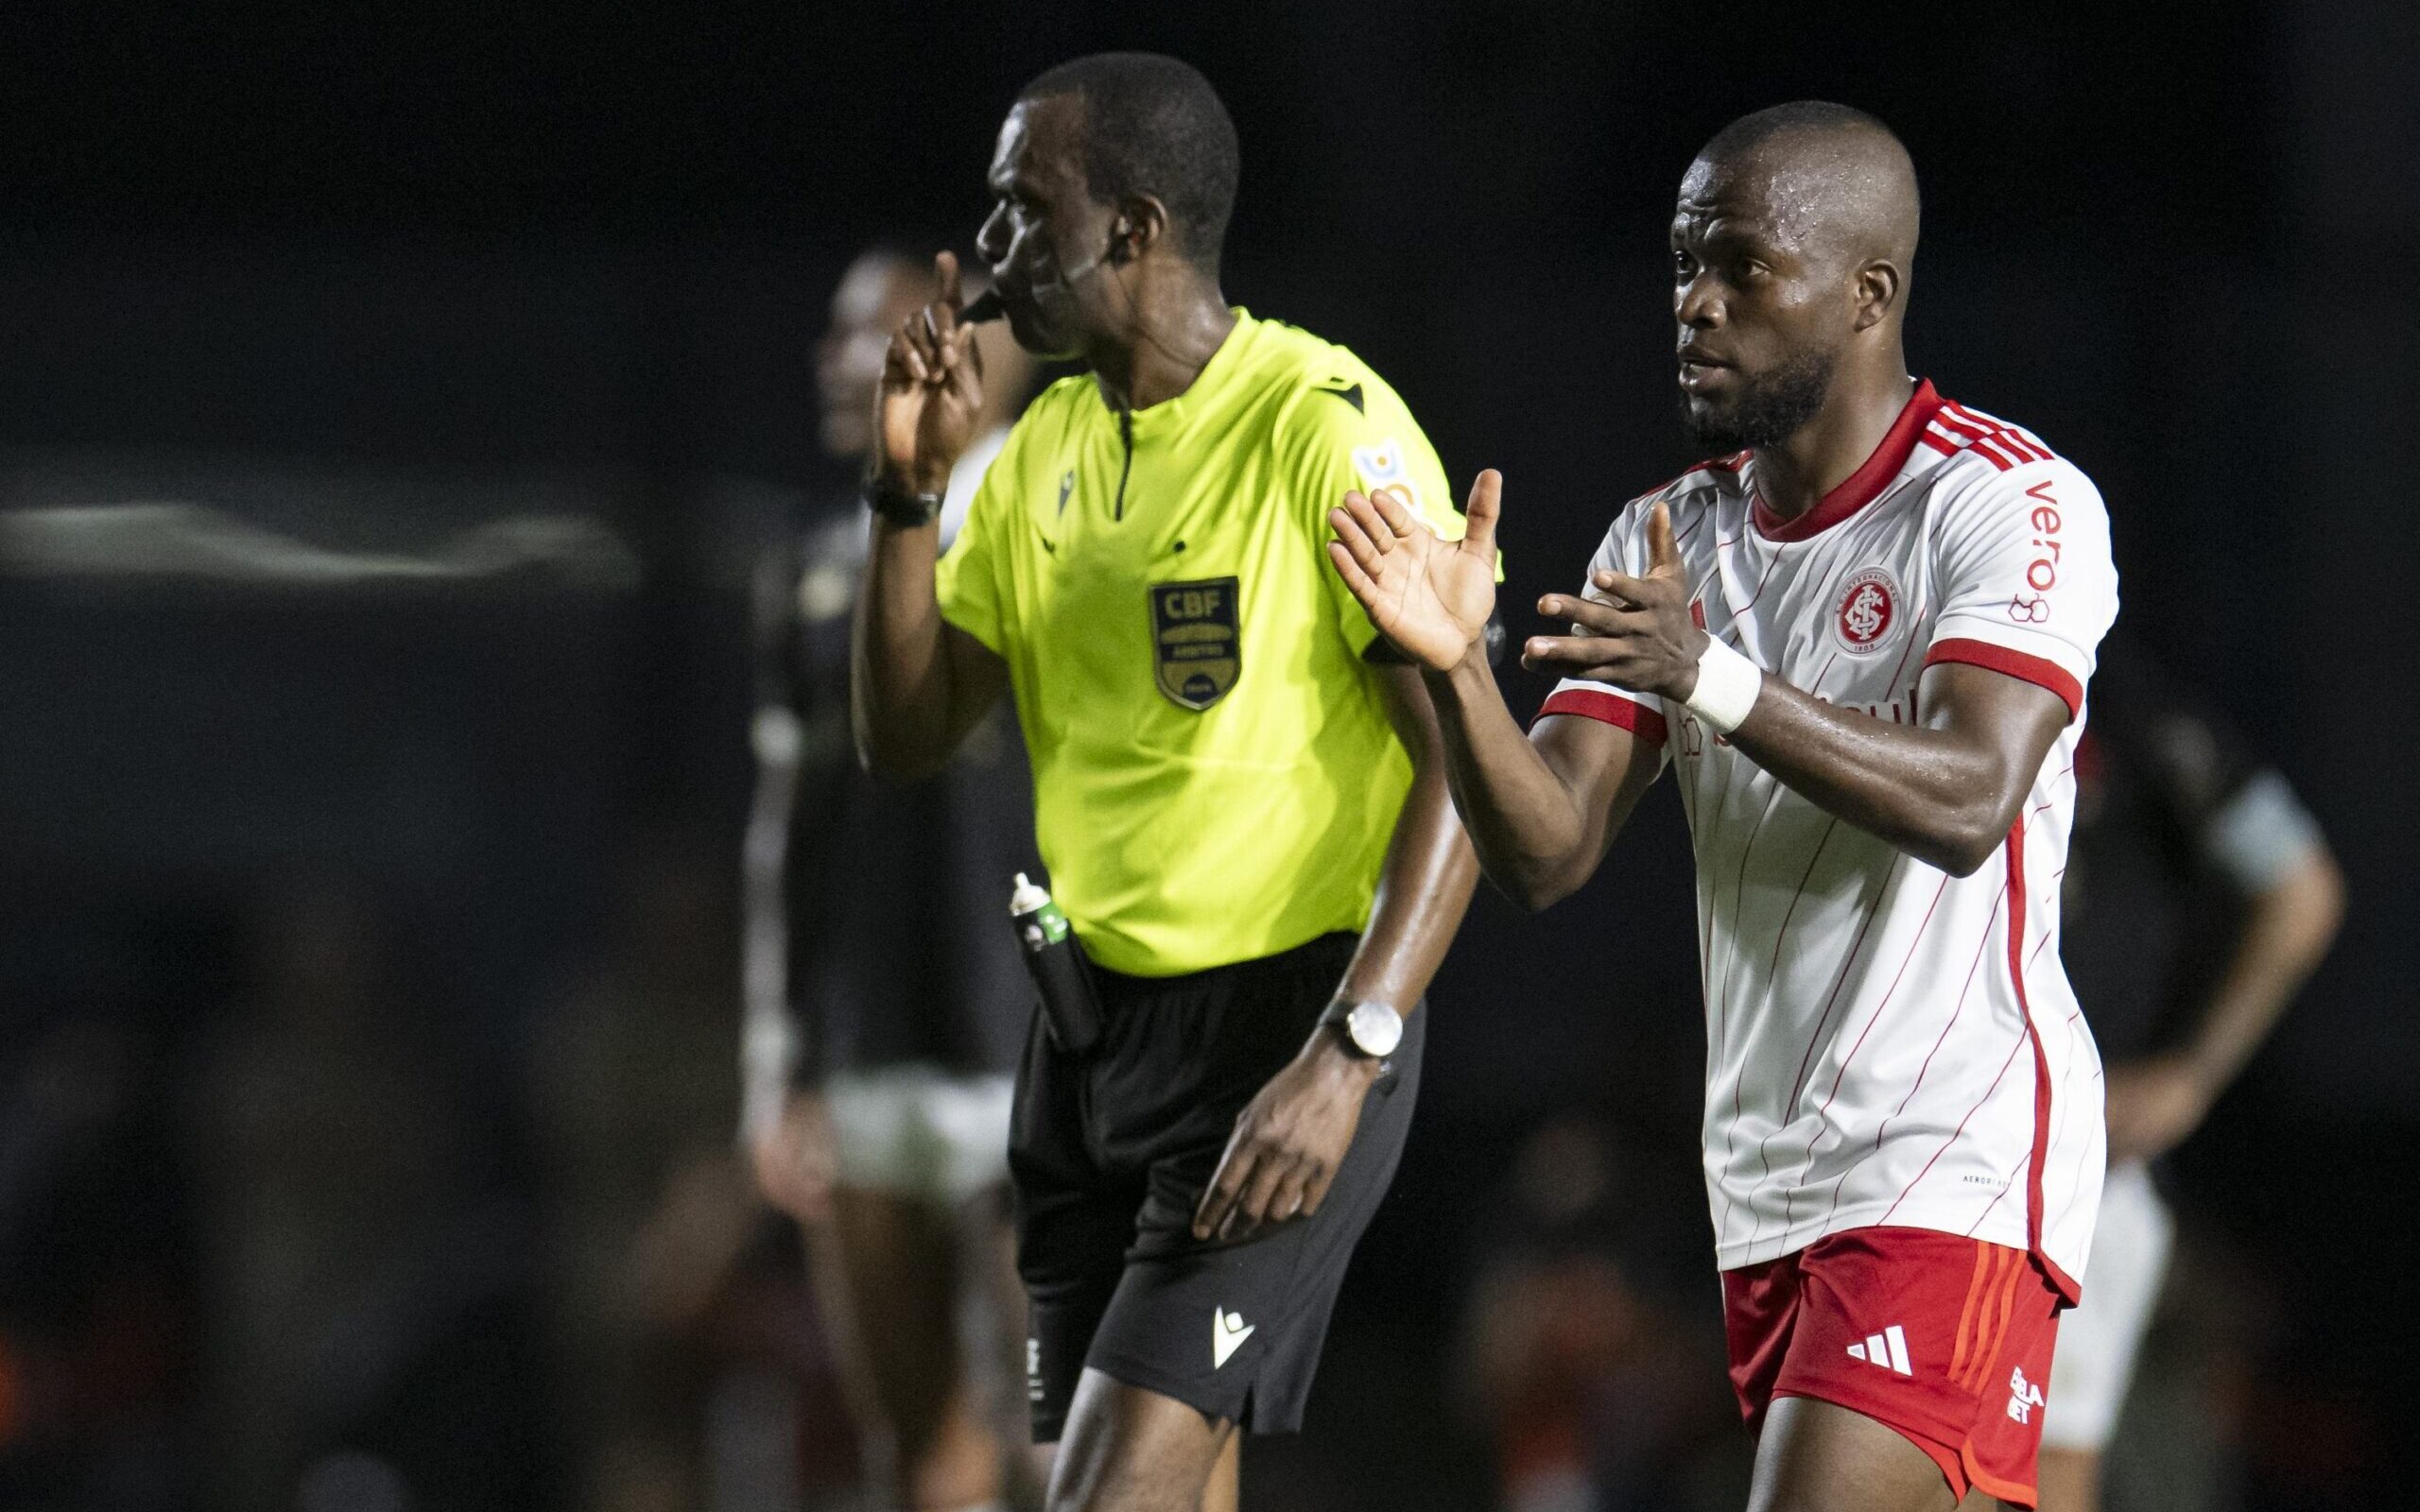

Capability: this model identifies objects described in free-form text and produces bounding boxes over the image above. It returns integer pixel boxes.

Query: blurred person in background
[1454,1117,1742,1512]
[537,835,789,1512]
[2035,632,2343,1512]
[856,51,1481,1512]
[743,245,1043,1512]
[188,879,528,1512]
[0,892,212,1512]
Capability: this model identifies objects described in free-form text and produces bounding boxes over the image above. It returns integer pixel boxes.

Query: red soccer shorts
[1722,1226,2064,1507]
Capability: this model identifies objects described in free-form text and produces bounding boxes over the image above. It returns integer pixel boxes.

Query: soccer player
[853,52,1482,1512]
[1329,103,2116,1509]
[745,246,1043,1512]
[2034,634,2343,1511]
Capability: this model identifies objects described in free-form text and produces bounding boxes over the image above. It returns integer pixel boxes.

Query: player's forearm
[1725,678,2026,876]
[1421,649,1599,909]
[2180,846,2345,1093]
[849,518,959,780]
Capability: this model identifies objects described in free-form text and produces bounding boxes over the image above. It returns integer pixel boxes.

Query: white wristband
[1684,634,1763,736]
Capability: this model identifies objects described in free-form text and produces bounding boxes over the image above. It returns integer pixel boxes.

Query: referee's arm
[853,516,1008,780]
[851,260,1011,780]
[1337,665,1481,1016]
[1193,662,1478,1242]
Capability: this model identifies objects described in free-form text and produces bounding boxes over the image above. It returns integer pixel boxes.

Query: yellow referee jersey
[937,309,1472,976]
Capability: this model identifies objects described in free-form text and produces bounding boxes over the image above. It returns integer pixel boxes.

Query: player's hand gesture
[1327,470,1503,672]
[873,250,986,496]
[1520,500,1708,700]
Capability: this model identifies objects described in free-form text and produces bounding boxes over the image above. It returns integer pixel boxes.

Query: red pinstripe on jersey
[2001,817,2080,1304]
[1844,878,2014,1227]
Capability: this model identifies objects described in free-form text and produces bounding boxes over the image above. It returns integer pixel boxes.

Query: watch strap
[863,473,944,527]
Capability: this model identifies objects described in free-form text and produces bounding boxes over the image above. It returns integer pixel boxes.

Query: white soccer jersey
[1543,380,2116,1299]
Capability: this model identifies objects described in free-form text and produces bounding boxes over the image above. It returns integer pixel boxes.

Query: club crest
[1834,567,1901,656]
[1150,576,1240,711]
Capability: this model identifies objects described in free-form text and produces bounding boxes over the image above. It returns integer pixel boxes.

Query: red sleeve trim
[1923,638,2083,721]
[1539,687,1668,745]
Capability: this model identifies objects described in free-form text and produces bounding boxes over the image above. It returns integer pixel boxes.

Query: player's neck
[1089,275,1236,413]
[1755,366,1917,522]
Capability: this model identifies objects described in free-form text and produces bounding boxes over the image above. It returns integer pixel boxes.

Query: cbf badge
[1149,576,1240,711]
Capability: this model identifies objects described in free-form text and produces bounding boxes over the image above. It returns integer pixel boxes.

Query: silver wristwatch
[1320,999,1404,1059]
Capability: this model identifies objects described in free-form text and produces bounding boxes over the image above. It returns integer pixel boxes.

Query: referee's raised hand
[1327,469,1503,671]
[873,250,986,496]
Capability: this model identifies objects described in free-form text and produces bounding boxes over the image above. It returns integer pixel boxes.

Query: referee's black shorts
[1010,931,1422,1440]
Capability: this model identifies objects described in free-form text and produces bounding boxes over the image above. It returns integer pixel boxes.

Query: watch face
[1346,1002,1403,1058]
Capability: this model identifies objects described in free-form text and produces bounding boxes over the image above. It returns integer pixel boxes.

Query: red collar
[1750,378,1945,542]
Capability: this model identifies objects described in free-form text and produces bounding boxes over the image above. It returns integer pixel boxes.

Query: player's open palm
[1326,469,1502,672]
[874,250,985,493]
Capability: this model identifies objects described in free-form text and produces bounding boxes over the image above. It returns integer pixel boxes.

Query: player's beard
[1679,341,1840,455]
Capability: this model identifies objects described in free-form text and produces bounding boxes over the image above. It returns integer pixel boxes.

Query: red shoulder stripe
[1954,405,2049,463]
[1943,402,2056,465]
[1927,409,2021,472]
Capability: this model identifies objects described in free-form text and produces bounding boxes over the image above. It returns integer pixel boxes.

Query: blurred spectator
[1453,1117,1744,1512]
[2042,632,2344,1512]
[0,888,214,1511]
[186,876,539,1512]
[741,247,1042,1512]
[533,834,762,1512]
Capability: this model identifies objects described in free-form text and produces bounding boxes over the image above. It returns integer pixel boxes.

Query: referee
[853,52,1481,1512]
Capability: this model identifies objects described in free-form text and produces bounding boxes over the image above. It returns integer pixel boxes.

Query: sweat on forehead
[1683,105,1921,265]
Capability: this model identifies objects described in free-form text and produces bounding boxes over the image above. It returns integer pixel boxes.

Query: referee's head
[977,52,1238,358]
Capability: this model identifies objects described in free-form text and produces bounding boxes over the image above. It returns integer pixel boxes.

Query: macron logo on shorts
[1212,1309,1254,1369]
[1845,1324,1913,1376]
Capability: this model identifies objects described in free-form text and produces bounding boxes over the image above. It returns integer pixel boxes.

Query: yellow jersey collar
[1095,307,1257,437]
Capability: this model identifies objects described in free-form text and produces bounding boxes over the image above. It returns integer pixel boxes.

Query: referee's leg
[1045,1372,1238,1512]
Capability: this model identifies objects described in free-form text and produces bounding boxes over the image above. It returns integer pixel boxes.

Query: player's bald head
[1668,105,1922,455]
[1685,102,1920,278]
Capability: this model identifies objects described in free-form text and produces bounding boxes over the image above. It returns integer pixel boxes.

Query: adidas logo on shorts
[1845,1324,1913,1376]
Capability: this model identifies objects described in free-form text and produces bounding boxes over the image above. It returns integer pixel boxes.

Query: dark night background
[0,2,2411,1508]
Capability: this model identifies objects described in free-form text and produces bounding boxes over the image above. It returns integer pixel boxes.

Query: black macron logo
[1317,381,1365,414]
